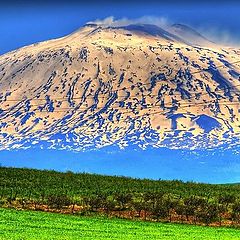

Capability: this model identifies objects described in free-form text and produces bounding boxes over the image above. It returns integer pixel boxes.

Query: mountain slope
[169,23,214,46]
[0,23,240,151]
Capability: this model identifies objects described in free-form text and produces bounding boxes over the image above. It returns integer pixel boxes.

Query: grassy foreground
[0,208,239,240]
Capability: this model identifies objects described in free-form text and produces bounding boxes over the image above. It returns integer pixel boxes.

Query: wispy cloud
[87,16,171,28]
[87,16,240,47]
[197,26,240,47]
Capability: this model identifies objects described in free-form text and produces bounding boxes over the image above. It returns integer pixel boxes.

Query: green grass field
[0,208,239,240]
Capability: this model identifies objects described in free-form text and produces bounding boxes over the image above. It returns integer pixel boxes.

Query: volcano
[0,22,239,151]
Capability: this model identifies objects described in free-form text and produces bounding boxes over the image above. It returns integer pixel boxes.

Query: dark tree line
[0,167,240,226]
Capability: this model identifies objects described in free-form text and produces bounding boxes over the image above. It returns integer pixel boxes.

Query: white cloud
[197,26,240,47]
[87,16,240,47]
[87,16,171,28]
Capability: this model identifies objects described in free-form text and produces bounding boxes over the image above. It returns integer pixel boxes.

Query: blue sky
[1,146,240,184]
[1,1,240,55]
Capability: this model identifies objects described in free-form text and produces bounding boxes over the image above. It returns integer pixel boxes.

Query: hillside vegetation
[1,167,240,226]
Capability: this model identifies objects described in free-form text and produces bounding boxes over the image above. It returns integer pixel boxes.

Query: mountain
[0,23,240,151]
[169,23,213,46]
[113,24,188,44]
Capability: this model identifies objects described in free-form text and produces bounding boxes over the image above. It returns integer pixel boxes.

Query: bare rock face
[0,23,239,151]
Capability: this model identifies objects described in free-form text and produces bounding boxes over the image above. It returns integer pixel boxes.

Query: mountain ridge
[0,23,239,151]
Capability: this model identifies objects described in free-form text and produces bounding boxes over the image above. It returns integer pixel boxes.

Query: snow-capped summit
[170,23,214,46]
[0,22,239,151]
